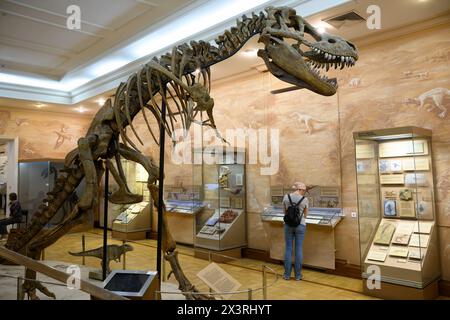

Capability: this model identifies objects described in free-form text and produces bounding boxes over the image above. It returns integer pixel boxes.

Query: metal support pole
[16,277,23,300]
[208,251,213,294]
[122,240,126,270]
[262,265,267,300]
[82,234,86,266]
[102,162,109,281]
[247,288,253,300]
[41,249,45,261]
[157,85,167,288]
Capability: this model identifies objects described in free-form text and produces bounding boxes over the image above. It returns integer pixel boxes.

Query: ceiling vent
[323,11,366,29]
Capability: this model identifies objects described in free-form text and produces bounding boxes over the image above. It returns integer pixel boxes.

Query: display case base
[363,279,439,300]
[167,211,195,245]
[194,247,242,263]
[112,230,148,241]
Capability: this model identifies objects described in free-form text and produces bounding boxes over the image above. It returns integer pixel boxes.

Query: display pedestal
[112,230,147,241]
[363,279,439,300]
[263,221,338,270]
[166,211,195,245]
[194,247,241,263]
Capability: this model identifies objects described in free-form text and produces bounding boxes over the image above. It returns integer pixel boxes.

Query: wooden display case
[354,127,441,299]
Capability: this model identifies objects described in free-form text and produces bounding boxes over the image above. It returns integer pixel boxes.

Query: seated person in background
[0,193,22,239]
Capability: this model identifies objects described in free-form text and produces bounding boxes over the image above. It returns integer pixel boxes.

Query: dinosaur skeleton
[0,6,357,300]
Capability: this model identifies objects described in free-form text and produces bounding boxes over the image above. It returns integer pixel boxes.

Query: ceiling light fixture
[35,103,46,108]
[76,106,86,113]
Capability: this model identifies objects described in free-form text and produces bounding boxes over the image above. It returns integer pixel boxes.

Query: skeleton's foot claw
[24,281,56,300]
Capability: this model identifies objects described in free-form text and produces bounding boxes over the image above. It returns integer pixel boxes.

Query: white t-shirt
[283,193,309,226]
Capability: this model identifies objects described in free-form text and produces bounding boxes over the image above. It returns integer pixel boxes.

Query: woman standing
[282,182,308,280]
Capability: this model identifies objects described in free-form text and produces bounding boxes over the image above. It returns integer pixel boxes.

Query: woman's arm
[303,207,308,218]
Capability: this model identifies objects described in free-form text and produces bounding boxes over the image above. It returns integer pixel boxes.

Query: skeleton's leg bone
[21,163,104,300]
[77,138,98,210]
[117,144,210,299]
[108,159,143,204]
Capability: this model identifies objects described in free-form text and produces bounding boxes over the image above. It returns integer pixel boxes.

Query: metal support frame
[157,85,167,287]
[122,240,126,270]
[102,162,109,281]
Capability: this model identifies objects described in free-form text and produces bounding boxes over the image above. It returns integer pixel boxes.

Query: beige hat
[292,182,307,190]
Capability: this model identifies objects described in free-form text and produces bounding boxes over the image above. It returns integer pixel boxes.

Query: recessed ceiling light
[35,103,46,108]
[76,106,86,113]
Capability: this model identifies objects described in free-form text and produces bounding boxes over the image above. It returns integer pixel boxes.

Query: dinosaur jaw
[259,33,358,96]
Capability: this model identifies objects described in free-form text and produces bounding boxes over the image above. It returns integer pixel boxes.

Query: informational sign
[196,263,241,300]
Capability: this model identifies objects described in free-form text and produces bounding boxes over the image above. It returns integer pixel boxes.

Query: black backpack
[284,194,306,227]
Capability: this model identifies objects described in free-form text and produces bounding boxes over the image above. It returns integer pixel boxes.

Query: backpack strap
[296,196,306,207]
[287,194,294,206]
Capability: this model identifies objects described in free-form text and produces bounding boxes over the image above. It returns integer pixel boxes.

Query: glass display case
[193,148,247,251]
[106,159,152,241]
[354,127,441,295]
[19,160,89,227]
[164,185,204,245]
[261,185,343,227]
[260,185,343,269]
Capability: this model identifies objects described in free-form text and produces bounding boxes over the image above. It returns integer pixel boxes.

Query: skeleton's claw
[24,281,56,300]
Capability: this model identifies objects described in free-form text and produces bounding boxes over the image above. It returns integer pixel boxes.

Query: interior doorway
[0,136,19,217]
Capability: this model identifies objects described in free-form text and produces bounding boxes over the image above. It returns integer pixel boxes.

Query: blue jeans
[284,223,306,279]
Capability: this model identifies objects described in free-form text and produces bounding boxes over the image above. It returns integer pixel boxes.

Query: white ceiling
[0,0,449,115]
[0,0,198,79]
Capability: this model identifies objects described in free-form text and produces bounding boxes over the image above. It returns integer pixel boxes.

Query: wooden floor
[40,229,377,300]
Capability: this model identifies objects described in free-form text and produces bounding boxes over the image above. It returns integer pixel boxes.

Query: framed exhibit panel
[260,185,343,270]
[354,127,441,298]
[193,148,247,252]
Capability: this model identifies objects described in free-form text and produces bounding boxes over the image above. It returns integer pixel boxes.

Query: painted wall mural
[0,108,91,160]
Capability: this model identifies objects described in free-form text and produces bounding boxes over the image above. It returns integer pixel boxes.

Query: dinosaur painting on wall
[0,6,358,300]
[404,87,449,119]
[291,112,327,135]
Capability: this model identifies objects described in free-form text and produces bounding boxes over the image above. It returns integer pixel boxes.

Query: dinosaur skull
[258,7,358,96]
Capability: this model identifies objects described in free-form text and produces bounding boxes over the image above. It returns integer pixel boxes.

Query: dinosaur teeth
[341,56,345,62]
